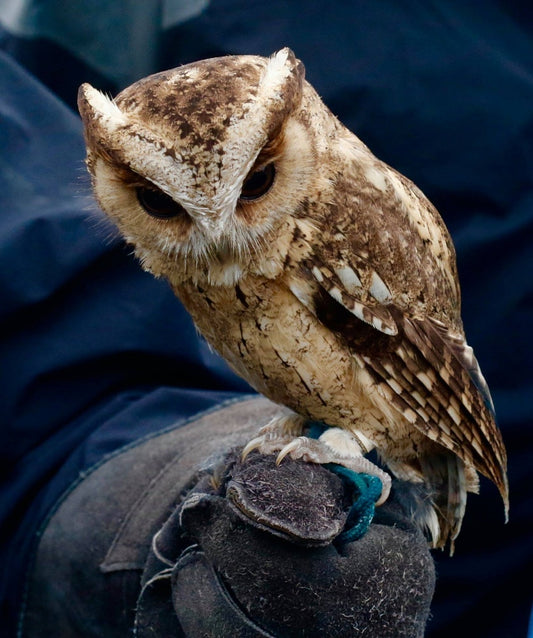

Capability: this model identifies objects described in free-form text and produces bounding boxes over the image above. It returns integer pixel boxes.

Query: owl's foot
[241,414,308,458]
[276,433,391,505]
[242,416,391,505]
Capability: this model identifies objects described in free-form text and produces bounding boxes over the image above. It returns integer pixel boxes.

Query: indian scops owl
[78,48,508,550]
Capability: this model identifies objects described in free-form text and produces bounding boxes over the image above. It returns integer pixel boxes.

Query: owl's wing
[287,256,509,511]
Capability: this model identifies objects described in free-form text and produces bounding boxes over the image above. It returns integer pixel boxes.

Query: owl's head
[78,48,331,285]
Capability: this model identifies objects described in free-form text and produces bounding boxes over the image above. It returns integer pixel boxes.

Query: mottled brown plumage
[78,48,508,550]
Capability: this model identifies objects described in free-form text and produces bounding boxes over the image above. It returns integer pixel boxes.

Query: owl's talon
[241,436,264,461]
[275,437,307,465]
[241,413,307,463]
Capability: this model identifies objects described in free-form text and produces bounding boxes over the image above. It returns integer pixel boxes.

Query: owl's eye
[239,163,276,201]
[136,186,188,220]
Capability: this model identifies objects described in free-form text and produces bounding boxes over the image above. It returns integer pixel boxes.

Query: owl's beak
[187,198,237,241]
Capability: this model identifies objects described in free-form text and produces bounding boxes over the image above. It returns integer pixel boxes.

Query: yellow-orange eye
[239,163,276,201]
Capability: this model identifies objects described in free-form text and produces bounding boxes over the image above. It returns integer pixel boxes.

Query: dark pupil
[136,186,187,219]
[240,163,275,201]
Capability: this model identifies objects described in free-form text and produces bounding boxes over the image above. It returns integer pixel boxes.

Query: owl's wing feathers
[301,258,398,336]
[365,314,508,505]
[288,254,509,512]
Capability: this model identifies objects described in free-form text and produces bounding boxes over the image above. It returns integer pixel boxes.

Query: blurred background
[0,1,532,636]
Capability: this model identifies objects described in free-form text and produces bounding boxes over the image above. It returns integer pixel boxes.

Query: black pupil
[136,187,186,219]
[240,163,275,201]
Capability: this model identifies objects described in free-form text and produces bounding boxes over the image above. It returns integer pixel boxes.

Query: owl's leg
[242,416,391,505]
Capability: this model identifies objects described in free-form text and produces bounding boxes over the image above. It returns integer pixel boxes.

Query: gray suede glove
[20,398,435,638]
[136,450,436,638]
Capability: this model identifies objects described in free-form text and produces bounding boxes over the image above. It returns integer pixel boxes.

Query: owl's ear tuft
[257,48,305,139]
[267,48,305,80]
[78,83,126,128]
[263,48,305,97]
[78,83,133,171]
[77,83,130,160]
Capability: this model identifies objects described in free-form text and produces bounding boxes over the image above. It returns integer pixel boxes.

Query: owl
[78,48,508,550]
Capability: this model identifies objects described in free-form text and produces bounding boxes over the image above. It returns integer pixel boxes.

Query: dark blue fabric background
[1,2,532,636]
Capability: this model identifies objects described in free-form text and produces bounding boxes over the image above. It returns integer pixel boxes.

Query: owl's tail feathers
[418,452,479,555]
